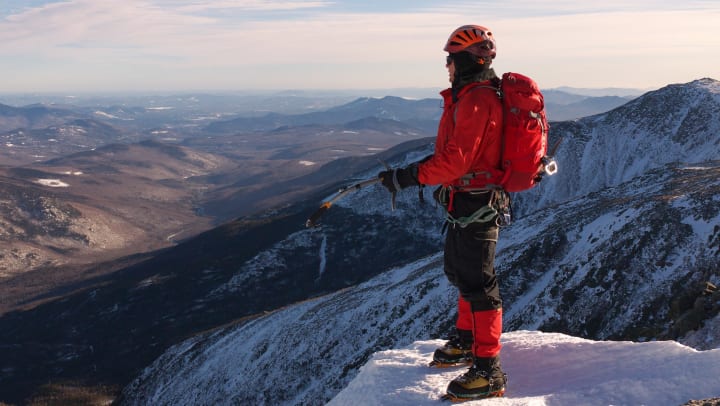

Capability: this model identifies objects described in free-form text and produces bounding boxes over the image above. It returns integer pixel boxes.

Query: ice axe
[305,161,397,228]
[305,177,385,228]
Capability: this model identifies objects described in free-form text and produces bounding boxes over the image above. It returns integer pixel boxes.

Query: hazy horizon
[0,82,663,102]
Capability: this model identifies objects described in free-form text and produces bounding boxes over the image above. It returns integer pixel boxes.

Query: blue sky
[1,0,719,93]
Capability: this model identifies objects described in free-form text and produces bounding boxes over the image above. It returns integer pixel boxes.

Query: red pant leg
[471,308,502,358]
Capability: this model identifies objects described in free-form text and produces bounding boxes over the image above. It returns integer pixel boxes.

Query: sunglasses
[446,55,453,65]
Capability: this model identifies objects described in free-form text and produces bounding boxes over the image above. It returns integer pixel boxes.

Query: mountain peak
[690,77,720,92]
[690,77,719,85]
[662,77,719,94]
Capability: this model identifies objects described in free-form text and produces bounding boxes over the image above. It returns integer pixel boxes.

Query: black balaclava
[450,51,498,100]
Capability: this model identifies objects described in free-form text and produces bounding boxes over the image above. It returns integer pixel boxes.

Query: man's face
[446,56,455,83]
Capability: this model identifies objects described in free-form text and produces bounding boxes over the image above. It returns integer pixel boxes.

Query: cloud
[166,0,333,12]
[0,0,447,63]
[0,1,211,54]
[0,0,718,91]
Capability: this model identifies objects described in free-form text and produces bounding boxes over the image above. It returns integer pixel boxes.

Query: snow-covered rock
[329,330,720,406]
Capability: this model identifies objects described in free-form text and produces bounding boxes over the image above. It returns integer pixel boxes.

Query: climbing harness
[436,186,512,228]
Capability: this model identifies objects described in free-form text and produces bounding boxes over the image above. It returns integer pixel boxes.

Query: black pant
[443,191,502,312]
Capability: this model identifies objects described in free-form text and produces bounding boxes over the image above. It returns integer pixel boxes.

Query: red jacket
[417,81,503,188]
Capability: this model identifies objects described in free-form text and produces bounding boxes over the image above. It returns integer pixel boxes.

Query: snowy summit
[329,331,720,406]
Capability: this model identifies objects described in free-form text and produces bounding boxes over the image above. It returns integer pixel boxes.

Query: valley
[0,93,442,316]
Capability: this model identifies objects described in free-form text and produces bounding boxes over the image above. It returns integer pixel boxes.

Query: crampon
[428,359,473,368]
[440,388,505,403]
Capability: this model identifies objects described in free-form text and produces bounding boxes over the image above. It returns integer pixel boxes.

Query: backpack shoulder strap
[452,80,502,122]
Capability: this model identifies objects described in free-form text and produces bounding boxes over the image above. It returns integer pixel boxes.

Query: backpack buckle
[542,156,558,176]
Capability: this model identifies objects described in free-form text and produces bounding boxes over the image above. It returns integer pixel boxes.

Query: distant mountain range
[543,91,636,120]
[202,90,639,134]
[1,85,642,158]
[204,95,443,134]
[0,103,82,133]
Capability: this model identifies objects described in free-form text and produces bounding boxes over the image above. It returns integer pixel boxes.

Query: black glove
[378,164,420,193]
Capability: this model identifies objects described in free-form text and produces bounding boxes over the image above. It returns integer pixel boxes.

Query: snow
[94,110,120,119]
[36,178,69,187]
[299,160,316,166]
[317,234,327,281]
[328,330,720,406]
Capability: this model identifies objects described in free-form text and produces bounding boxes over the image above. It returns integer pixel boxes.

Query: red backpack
[496,72,555,192]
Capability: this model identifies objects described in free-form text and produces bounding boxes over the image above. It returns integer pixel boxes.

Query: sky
[328,330,720,405]
[1,0,719,94]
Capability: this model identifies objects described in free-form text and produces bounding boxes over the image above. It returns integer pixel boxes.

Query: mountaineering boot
[429,329,473,367]
[444,356,507,401]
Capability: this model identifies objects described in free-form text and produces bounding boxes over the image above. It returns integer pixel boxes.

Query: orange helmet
[444,25,496,59]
